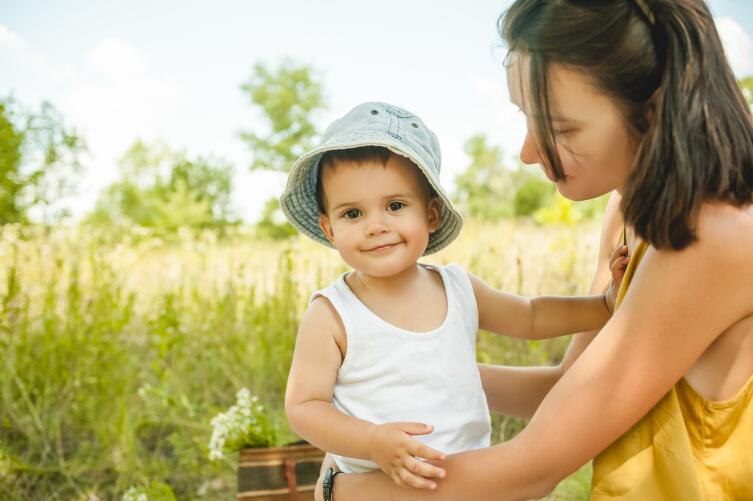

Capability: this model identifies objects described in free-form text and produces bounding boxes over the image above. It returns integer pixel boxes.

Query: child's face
[318,154,441,278]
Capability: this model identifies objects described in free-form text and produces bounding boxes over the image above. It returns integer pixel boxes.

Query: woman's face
[507,53,640,201]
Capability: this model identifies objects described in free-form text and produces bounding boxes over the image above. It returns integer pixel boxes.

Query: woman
[319,0,753,498]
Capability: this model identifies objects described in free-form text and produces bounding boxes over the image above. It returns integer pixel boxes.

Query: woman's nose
[520,129,541,165]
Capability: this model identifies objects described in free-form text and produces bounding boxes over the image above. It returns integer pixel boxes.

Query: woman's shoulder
[694,201,753,251]
[644,202,753,316]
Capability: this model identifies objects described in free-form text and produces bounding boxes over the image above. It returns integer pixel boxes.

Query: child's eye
[387,201,405,212]
[342,209,361,220]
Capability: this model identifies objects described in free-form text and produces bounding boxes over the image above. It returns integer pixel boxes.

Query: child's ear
[319,214,336,243]
[427,198,441,233]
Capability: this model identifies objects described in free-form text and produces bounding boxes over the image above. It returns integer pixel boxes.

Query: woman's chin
[556,178,611,202]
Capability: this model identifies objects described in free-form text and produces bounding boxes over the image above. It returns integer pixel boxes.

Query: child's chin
[354,259,417,278]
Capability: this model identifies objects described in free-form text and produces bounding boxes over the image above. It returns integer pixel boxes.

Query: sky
[2,0,753,223]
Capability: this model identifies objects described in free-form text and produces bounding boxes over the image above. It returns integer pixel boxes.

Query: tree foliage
[0,97,85,223]
[453,133,555,220]
[240,60,326,173]
[86,140,236,232]
[240,60,326,239]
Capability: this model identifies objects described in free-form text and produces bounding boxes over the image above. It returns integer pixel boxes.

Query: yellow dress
[591,240,753,500]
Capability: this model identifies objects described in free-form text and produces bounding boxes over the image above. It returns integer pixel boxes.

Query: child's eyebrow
[331,201,357,212]
[331,193,418,212]
[382,193,417,199]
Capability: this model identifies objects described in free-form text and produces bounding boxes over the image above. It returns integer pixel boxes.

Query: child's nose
[364,214,389,236]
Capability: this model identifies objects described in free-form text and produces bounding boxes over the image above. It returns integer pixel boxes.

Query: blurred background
[1,1,751,499]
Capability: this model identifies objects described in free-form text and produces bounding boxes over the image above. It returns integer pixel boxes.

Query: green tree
[0,97,85,223]
[453,134,554,220]
[255,198,298,240]
[240,59,326,173]
[513,174,555,216]
[240,59,326,239]
[87,140,236,232]
[453,134,515,220]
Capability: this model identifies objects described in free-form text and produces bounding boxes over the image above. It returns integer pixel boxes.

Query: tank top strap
[309,274,368,342]
[614,239,650,310]
[428,263,479,340]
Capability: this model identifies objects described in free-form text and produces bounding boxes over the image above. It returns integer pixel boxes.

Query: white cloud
[85,37,148,81]
[716,17,753,77]
[0,24,25,52]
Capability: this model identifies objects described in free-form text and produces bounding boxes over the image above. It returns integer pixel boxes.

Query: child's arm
[285,297,446,490]
[469,245,629,340]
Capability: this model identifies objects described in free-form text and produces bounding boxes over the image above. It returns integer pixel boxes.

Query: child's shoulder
[303,293,344,331]
[299,294,347,351]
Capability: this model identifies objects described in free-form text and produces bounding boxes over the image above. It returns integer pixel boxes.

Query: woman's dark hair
[500,0,753,249]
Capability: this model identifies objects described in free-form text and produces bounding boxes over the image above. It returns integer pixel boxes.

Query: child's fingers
[395,422,434,436]
[406,439,446,460]
[609,245,629,265]
[611,255,630,273]
[397,468,438,490]
[404,456,446,479]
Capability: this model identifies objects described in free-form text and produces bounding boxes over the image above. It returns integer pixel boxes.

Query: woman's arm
[478,192,624,418]
[331,205,753,500]
[478,364,562,419]
[559,191,624,372]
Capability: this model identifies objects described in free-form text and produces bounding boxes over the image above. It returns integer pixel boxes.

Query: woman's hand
[367,422,447,489]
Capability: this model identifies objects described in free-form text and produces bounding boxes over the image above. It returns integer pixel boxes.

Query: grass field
[0,220,601,499]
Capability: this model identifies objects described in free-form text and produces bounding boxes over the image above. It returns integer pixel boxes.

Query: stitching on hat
[384,105,415,119]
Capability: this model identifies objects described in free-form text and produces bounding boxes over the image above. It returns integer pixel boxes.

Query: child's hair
[316,146,438,214]
[500,0,753,250]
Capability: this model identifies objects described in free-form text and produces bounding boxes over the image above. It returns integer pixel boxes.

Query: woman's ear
[319,214,336,243]
[427,198,441,233]
[645,88,660,125]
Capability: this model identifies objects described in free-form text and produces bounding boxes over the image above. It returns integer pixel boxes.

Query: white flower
[122,487,148,501]
[208,388,271,460]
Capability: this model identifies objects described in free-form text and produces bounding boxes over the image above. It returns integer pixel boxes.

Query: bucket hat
[280,101,463,255]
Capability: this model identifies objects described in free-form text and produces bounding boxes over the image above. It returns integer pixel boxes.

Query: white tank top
[311,264,491,474]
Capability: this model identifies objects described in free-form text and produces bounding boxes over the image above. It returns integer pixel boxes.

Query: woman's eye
[343,209,361,219]
[387,201,405,211]
[553,128,575,136]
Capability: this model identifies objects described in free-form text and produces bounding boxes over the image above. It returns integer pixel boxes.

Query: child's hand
[605,244,630,313]
[367,422,446,490]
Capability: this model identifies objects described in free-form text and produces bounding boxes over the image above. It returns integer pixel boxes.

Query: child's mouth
[364,242,401,252]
